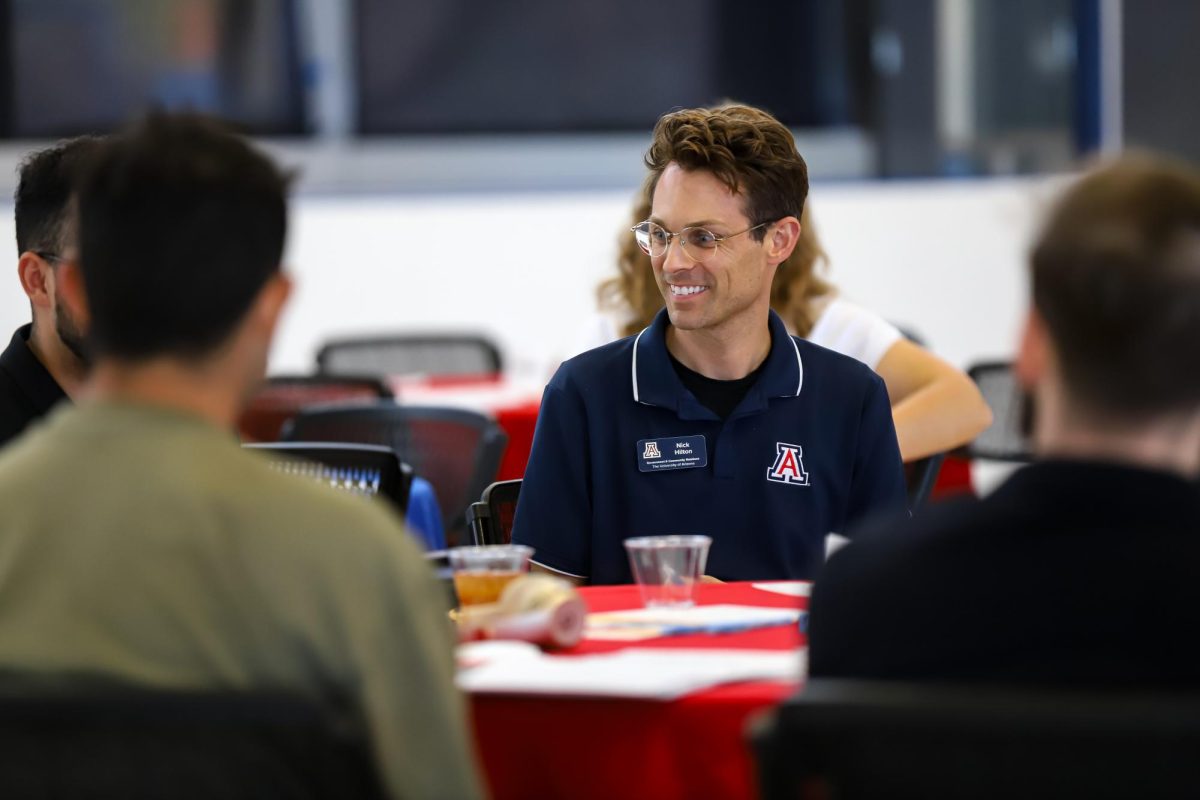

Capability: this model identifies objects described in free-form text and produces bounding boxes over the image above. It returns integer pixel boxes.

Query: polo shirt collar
[630,308,803,419]
[0,324,67,412]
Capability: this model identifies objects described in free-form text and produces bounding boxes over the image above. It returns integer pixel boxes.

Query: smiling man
[512,104,907,584]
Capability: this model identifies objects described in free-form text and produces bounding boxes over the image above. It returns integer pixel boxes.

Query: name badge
[637,435,708,472]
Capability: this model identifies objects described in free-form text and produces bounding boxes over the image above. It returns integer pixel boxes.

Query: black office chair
[244,441,414,516]
[904,452,945,511]
[883,323,948,510]
[466,479,523,545]
[0,683,383,800]
[238,373,395,443]
[282,404,508,545]
[966,361,1033,462]
[316,334,503,378]
[751,678,1200,800]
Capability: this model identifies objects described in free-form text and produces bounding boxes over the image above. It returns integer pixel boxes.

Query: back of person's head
[15,136,104,256]
[77,113,290,361]
[644,104,809,242]
[1031,154,1200,420]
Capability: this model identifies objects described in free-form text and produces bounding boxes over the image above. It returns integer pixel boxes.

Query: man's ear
[56,260,91,329]
[250,271,293,339]
[764,216,801,267]
[1014,308,1049,391]
[17,252,54,309]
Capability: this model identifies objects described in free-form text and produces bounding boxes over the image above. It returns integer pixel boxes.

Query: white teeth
[670,285,707,296]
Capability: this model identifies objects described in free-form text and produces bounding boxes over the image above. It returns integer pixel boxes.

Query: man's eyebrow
[647,216,729,229]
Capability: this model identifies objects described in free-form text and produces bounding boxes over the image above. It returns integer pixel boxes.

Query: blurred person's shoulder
[0,401,418,567]
[820,472,1039,596]
[210,439,425,575]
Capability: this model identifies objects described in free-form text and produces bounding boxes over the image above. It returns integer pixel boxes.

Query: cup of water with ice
[623,535,712,608]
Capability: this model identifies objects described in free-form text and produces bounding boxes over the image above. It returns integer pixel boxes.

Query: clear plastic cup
[449,545,534,606]
[623,535,712,608]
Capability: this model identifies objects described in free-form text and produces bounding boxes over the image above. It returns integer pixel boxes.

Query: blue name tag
[637,435,708,472]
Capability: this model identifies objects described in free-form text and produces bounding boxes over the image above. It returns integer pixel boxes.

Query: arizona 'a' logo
[642,441,662,459]
[767,442,810,486]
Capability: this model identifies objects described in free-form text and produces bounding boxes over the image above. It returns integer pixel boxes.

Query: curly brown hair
[598,104,831,337]
[597,190,834,338]
[645,104,809,240]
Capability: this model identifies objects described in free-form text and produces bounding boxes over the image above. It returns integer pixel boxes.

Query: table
[470,581,806,800]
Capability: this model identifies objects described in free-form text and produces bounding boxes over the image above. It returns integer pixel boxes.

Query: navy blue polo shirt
[512,309,907,584]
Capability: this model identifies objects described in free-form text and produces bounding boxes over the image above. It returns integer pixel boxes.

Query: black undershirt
[667,351,765,419]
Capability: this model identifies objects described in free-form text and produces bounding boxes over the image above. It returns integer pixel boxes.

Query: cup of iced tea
[449,545,534,606]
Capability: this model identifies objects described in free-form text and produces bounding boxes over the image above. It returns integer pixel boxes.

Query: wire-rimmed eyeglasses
[631,220,770,263]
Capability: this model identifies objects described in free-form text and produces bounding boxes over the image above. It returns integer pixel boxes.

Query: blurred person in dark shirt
[808,154,1200,685]
[0,137,102,447]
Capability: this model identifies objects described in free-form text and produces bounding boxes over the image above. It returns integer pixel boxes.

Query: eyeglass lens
[634,223,720,260]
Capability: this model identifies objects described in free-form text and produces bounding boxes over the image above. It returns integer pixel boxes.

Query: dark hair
[1031,154,1200,418]
[77,113,290,360]
[14,136,104,256]
[644,104,809,241]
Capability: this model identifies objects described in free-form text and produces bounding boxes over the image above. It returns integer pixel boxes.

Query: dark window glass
[355,0,864,134]
[4,0,305,137]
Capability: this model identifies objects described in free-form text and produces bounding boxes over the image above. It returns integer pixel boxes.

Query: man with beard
[0,137,101,447]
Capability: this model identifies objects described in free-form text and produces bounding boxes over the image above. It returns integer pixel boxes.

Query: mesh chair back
[282,404,507,544]
[0,684,382,800]
[466,479,522,545]
[238,374,394,443]
[966,361,1033,462]
[316,334,502,378]
[244,442,413,515]
[753,679,1200,800]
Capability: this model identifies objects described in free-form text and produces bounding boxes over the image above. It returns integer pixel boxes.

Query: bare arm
[874,339,993,462]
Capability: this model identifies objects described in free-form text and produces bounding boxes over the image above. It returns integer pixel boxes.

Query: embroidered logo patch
[767,442,810,486]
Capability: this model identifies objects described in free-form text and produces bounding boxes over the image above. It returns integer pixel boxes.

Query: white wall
[0,175,1064,381]
[276,175,1058,379]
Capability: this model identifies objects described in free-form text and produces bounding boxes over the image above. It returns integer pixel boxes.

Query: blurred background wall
[0,0,1191,379]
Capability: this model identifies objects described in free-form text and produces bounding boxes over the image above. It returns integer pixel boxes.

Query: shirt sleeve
[846,373,909,525]
[510,378,592,579]
[808,298,904,370]
[341,520,485,800]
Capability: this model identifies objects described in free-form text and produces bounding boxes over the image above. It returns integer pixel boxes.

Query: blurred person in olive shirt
[0,113,482,799]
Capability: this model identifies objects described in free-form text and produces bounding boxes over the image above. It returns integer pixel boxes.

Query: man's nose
[661,235,693,272]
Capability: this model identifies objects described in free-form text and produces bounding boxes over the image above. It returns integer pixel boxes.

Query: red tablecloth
[470,581,807,800]
[491,399,539,481]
